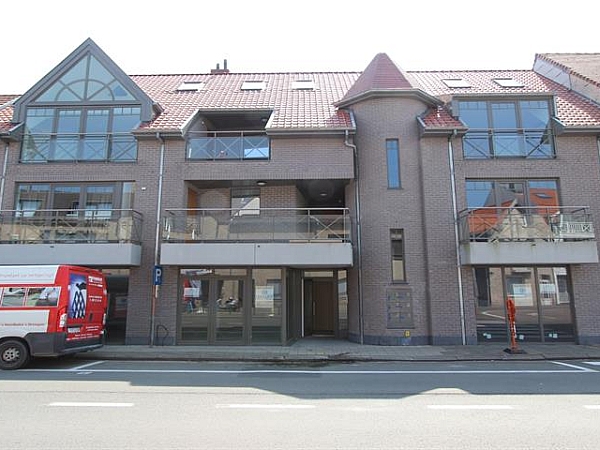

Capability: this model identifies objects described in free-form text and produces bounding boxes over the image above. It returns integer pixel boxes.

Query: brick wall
[348,96,434,344]
[453,133,600,344]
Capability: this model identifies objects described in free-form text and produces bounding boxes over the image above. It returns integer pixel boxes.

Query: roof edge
[335,89,442,108]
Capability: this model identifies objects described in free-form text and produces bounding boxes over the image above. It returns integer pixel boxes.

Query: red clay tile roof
[3,61,600,135]
[537,53,600,88]
[131,72,359,133]
[419,106,464,129]
[338,53,413,104]
[410,70,600,129]
[0,95,19,132]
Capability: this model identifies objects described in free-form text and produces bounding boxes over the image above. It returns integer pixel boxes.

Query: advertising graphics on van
[68,274,87,319]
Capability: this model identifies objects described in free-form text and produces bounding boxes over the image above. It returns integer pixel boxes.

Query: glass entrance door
[215,279,244,343]
[179,270,247,344]
[505,267,541,342]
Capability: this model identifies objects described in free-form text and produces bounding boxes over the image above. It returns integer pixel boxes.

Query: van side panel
[1,265,107,360]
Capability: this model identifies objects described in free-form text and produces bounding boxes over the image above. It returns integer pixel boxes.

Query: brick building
[1,39,599,346]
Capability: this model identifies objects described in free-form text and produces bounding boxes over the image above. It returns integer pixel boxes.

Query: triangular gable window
[35,54,136,102]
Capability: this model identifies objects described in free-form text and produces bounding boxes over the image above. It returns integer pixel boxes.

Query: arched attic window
[35,54,136,103]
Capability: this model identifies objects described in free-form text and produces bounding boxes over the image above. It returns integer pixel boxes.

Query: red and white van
[0,265,108,370]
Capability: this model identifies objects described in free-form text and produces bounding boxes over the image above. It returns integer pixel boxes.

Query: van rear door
[65,269,106,344]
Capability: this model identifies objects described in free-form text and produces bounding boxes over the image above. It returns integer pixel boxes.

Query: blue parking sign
[153,265,163,286]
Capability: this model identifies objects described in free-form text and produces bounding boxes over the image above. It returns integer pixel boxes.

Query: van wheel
[0,340,30,370]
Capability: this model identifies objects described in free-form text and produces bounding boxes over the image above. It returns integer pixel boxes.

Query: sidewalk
[80,338,600,363]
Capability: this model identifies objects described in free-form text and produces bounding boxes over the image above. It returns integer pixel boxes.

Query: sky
[2,0,598,94]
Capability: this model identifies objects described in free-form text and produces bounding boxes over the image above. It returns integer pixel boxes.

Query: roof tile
[339,53,413,104]
[132,72,359,132]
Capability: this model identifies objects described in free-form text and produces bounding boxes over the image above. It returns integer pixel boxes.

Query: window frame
[386,139,401,189]
[231,188,261,217]
[465,179,560,209]
[390,229,406,283]
[458,98,555,159]
[15,181,134,215]
[21,106,141,163]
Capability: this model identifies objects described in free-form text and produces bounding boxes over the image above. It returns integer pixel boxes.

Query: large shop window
[474,266,574,343]
[459,99,555,159]
[21,107,140,162]
[179,268,283,345]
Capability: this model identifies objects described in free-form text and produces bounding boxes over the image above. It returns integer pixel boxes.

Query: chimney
[211,59,230,74]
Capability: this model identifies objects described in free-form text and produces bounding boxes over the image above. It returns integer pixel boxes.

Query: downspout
[0,141,8,211]
[448,130,467,345]
[597,137,600,172]
[150,132,166,346]
[344,129,364,344]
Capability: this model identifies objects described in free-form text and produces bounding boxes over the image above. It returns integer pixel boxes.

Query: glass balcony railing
[163,208,351,243]
[463,130,555,159]
[20,132,138,162]
[458,206,595,243]
[0,209,143,244]
[187,131,270,160]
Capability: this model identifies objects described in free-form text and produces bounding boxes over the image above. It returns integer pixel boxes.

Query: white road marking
[584,361,600,366]
[23,368,594,374]
[48,402,134,407]
[70,360,105,371]
[583,405,600,410]
[216,404,315,409]
[24,367,594,374]
[427,405,514,410]
[19,360,597,375]
[551,361,597,372]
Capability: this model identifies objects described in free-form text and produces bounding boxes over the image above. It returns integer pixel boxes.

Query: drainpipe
[150,132,166,346]
[0,141,8,211]
[597,137,600,172]
[344,130,364,344]
[448,131,467,345]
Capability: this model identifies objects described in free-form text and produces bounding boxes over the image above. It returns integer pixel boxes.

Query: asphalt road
[1,359,599,450]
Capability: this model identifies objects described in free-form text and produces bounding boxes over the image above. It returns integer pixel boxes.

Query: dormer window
[241,81,266,91]
[459,99,554,159]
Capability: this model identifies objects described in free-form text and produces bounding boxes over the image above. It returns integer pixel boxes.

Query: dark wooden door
[312,280,334,334]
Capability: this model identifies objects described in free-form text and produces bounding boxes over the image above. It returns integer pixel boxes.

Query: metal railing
[186,131,270,160]
[463,130,554,159]
[20,132,138,162]
[163,208,351,243]
[458,206,595,243]
[0,209,143,244]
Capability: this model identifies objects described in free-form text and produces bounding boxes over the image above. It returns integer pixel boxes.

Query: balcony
[187,131,270,160]
[463,130,554,159]
[458,206,598,265]
[20,132,137,162]
[0,209,143,266]
[161,208,352,267]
